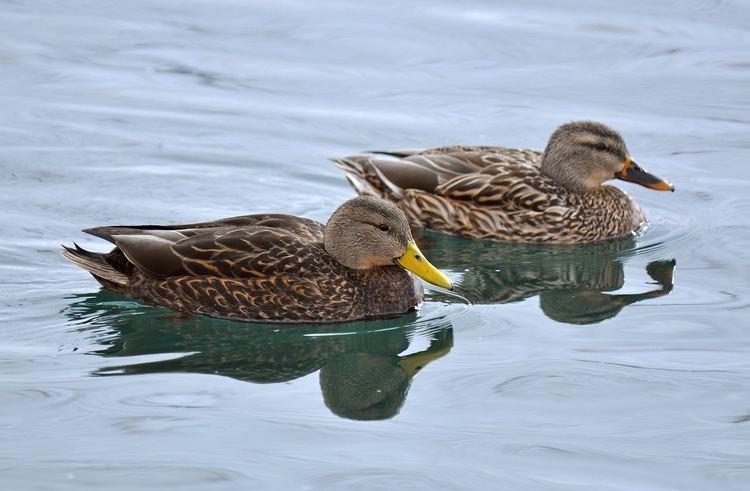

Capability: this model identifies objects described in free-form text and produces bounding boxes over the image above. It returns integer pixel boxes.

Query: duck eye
[378,224,389,232]
[595,143,607,152]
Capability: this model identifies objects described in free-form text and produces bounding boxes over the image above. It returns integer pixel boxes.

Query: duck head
[325,196,452,290]
[541,121,674,193]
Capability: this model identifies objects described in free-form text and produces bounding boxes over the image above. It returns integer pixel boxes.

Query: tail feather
[331,156,414,200]
[330,154,441,200]
[61,243,129,287]
[329,157,383,198]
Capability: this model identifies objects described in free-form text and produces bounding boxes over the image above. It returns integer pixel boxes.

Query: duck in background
[332,121,673,244]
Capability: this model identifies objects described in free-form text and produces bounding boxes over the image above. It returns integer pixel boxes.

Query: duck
[331,121,674,244]
[62,196,452,323]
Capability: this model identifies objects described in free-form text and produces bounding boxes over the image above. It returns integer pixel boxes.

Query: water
[1,0,749,489]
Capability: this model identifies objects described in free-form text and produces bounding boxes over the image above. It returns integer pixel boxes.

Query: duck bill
[615,156,674,191]
[395,241,453,290]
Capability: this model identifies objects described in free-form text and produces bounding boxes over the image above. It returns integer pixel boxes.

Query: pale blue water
[1,1,749,490]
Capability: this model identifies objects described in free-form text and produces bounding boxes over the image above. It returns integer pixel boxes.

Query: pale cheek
[586,169,615,188]
[358,257,376,268]
[358,236,404,268]
[585,176,603,188]
[359,256,392,268]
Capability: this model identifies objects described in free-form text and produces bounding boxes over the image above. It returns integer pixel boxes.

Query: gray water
[1,1,749,489]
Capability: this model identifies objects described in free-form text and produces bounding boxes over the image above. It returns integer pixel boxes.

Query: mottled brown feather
[64,212,424,323]
[332,144,645,244]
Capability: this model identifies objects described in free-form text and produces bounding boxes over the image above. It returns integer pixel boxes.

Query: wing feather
[88,214,329,281]
[171,227,330,279]
[84,214,324,243]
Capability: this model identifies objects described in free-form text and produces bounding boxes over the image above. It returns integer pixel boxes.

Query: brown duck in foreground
[62,196,452,323]
[332,121,674,244]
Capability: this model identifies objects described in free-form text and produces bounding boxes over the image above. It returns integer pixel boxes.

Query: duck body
[63,197,452,323]
[335,147,644,243]
[332,122,673,244]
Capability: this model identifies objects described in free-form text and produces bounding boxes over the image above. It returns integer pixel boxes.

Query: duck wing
[83,216,329,280]
[169,226,329,279]
[332,149,495,197]
[83,214,324,244]
[333,147,564,212]
[434,159,565,212]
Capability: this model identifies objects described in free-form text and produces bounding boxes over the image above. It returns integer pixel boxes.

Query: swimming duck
[62,196,452,323]
[332,121,674,243]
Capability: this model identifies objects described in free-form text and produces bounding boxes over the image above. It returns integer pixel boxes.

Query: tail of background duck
[329,156,391,199]
[61,244,130,293]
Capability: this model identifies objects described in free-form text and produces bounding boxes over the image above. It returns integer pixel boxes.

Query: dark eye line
[581,142,616,154]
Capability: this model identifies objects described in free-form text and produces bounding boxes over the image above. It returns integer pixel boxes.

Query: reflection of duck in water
[419,232,674,324]
[66,291,452,420]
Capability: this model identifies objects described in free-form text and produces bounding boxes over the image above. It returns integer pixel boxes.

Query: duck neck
[540,155,591,194]
[358,267,424,315]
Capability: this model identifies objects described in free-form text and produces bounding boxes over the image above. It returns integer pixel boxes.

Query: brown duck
[62,196,452,323]
[332,121,674,244]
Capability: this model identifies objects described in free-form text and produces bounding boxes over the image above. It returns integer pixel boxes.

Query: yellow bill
[398,330,453,378]
[395,241,453,290]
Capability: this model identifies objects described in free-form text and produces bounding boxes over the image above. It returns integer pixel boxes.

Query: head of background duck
[540,121,674,193]
[324,196,452,289]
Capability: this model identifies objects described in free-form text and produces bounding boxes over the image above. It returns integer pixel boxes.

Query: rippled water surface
[2,1,749,489]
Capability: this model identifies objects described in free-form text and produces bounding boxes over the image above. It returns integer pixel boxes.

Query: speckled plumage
[331,122,672,244]
[333,147,644,244]
[62,211,424,323]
